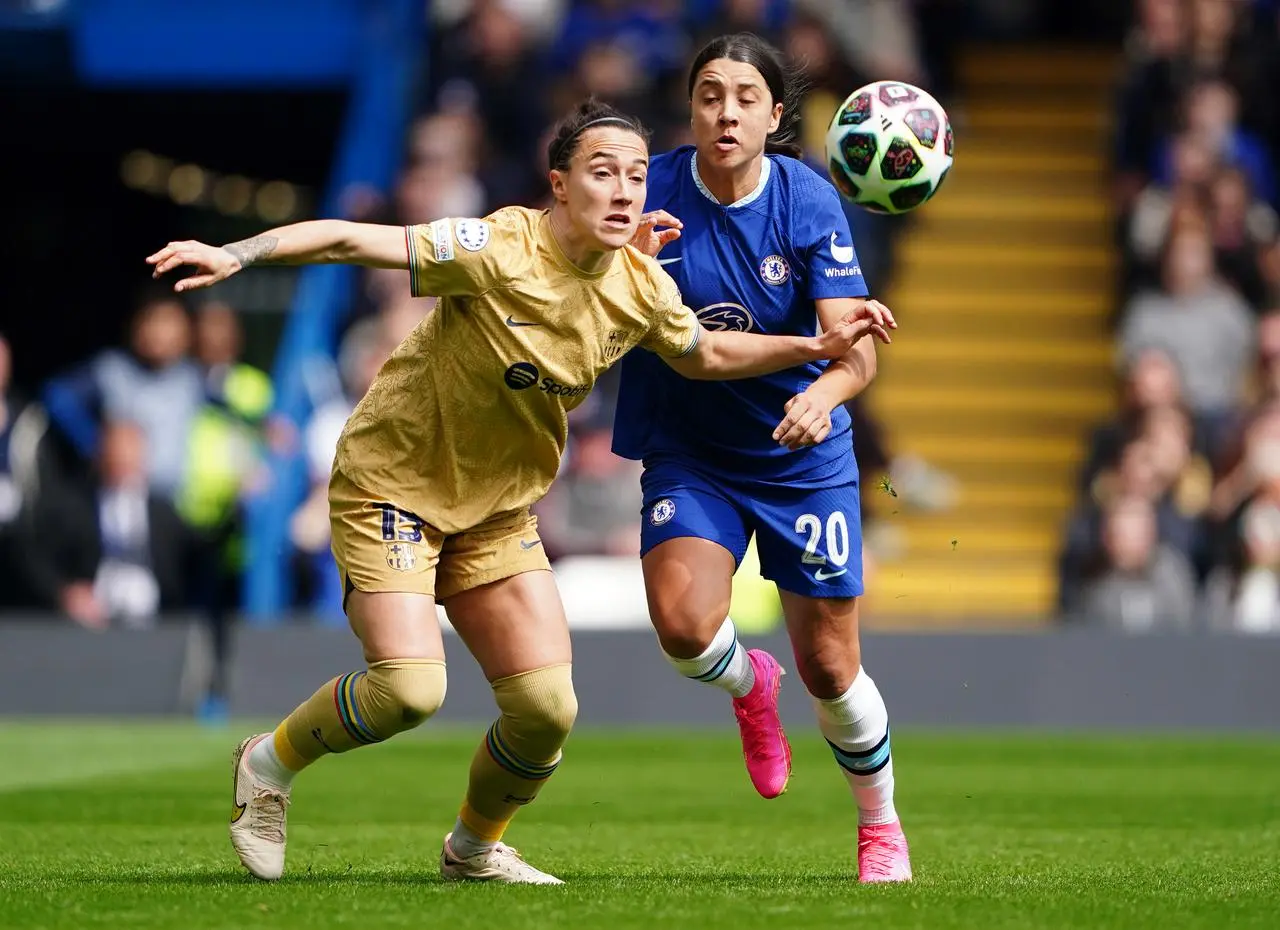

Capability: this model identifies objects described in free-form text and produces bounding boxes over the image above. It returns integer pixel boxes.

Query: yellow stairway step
[885,290,1109,318]
[888,338,1112,365]
[896,241,1113,271]
[958,46,1120,87]
[873,384,1113,417]
[869,454,1083,486]
[887,433,1084,467]
[946,150,1106,176]
[874,409,1108,438]
[921,193,1109,223]
[912,214,1110,246]
[941,170,1108,200]
[890,262,1113,292]
[862,560,1057,617]
[888,520,1061,557]
[966,106,1110,133]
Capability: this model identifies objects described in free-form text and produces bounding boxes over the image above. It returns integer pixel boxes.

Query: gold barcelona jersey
[333,206,701,534]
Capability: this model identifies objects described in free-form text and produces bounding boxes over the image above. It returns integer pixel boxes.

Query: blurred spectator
[429,0,557,207]
[1079,349,1190,491]
[1125,133,1217,289]
[1072,495,1199,632]
[0,334,58,609]
[292,318,397,616]
[1207,167,1278,307]
[1059,437,1205,609]
[1113,0,1191,209]
[42,289,204,501]
[1154,79,1275,206]
[22,421,194,629]
[1208,476,1280,633]
[535,421,643,560]
[1119,225,1255,427]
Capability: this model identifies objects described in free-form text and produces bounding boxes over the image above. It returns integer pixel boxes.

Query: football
[825,80,954,215]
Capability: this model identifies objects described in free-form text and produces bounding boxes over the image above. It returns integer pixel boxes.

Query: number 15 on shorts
[795,511,851,581]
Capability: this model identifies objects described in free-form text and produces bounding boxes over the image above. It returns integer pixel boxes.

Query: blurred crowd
[0,294,271,630]
[1,0,962,629]
[1058,0,1280,632]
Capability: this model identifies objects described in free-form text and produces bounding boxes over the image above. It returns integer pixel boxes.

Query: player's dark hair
[687,32,807,160]
[547,99,651,172]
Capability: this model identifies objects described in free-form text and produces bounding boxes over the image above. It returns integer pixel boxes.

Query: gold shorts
[329,468,551,602]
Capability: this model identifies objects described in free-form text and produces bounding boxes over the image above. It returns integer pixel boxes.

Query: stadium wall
[1,620,1277,731]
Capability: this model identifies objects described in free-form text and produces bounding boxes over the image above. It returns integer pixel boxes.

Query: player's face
[553,127,649,251]
[690,59,783,173]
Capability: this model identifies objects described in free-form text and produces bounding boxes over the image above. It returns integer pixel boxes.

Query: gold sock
[458,664,577,842]
[273,659,446,770]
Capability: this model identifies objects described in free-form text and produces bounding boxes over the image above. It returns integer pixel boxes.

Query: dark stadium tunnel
[1,85,346,391]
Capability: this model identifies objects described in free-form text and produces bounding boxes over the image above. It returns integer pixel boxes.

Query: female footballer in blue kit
[616,33,911,882]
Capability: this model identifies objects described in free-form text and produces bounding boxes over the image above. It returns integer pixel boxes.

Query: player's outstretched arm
[665,301,894,382]
[146,221,408,292]
[773,297,892,449]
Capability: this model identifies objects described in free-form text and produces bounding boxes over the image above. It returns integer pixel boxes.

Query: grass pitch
[0,723,1277,929]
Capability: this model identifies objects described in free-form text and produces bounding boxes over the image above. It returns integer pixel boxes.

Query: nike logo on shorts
[506,316,543,327]
[519,539,543,550]
[814,567,847,581]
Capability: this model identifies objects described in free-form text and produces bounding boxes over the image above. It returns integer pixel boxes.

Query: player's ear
[548,168,569,204]
[769,102,783,135]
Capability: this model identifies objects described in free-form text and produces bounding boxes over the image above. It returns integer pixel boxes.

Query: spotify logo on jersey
[504,362,539,390]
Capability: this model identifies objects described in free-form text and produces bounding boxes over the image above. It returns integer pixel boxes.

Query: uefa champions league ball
[825,81,954,215]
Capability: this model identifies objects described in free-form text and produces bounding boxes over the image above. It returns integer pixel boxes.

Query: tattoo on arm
[224,235,280,267]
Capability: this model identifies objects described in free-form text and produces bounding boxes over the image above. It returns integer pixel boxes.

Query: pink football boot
[731,649,792,799]
[858,820,912,882]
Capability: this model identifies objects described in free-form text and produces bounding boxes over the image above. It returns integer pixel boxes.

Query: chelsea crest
[649,498,676,526]
[759,254,789,285]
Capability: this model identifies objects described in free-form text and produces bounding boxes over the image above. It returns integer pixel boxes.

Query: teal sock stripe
[691,640,738,682]
[827,728,891,775]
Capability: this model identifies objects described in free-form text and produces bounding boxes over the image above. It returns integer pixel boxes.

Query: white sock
[813,667,897,826]
[662,618,755,698]
[247,734,297,793]
[450,817,497,858]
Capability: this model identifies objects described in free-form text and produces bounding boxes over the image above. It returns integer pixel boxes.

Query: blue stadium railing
[242,0,423,622]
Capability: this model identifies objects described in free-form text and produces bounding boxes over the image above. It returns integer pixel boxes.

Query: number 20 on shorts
[794,511,850,567]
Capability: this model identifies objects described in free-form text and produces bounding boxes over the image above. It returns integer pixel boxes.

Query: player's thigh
[437,509,568,681]
[752,481,865,601]
[778,589,862,699]
[639,463,749,652]
[346,590,446,663]
[329,469,446,662]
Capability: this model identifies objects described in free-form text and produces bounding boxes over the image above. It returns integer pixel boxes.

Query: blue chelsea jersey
[612,146,870,487]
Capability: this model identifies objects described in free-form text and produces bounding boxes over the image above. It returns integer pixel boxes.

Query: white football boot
[440,833,563,885]
[229,734,290,880]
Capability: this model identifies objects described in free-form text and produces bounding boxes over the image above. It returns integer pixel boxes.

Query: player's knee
[492,664,578,760]
[795,647,861,700]
[650,597,731,659]
[365,659,448,732]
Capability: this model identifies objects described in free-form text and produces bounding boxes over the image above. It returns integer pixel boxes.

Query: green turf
[0,723,1277,929]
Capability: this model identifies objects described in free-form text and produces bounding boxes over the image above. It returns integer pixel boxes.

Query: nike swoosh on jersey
[657,257,683,266]
[829,232,855,264]
[519,539,543,550]
[814,566,848,581]
[505,316,543,327]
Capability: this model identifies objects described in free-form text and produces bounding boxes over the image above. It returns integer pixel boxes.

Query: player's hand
[630,210,683,258]
[146,240,242,292]
[813,299,897,358]
[773,392,834,449]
